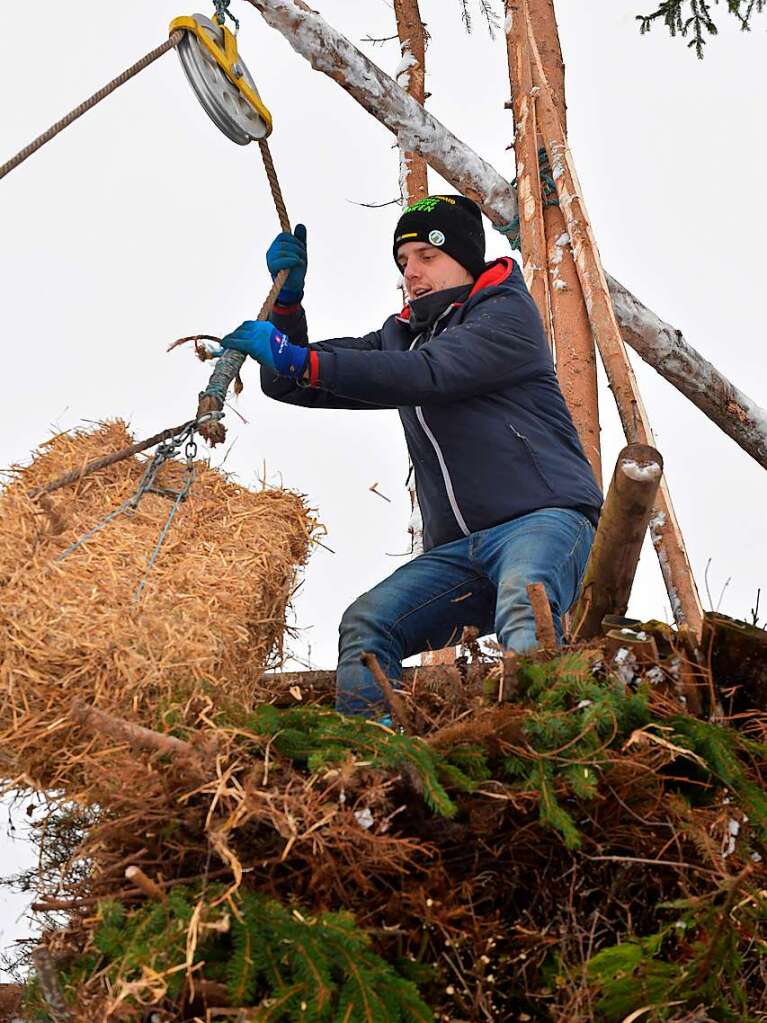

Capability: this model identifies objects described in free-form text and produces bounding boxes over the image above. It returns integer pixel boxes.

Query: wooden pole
[526,582,557,649]
[572,444,664,640]
[504,1,553,348]
[393,0,428,204]
[526,0,602,486]
[523,0,703,636]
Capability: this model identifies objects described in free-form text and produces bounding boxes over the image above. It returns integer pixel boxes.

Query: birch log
[607,274,767,470]
[242,0,767,474]
[525,0,602,486]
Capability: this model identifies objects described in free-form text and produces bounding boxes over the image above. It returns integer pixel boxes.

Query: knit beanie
[393,194,486,279]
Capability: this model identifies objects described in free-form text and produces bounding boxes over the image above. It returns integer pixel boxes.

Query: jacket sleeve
[308,290,550,407]
[260,315,396,411]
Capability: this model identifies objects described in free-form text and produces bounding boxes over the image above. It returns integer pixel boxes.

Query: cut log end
[573,444,664,641]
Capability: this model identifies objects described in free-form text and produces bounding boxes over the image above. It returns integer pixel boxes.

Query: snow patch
[354,808,374,830]
[723,817,741,858]
[645,666,664,685]
[395,46,418,89]
[505,11,513,32]
[621,458,662,483]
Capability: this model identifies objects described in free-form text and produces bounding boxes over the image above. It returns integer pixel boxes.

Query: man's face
[396,241,473,301]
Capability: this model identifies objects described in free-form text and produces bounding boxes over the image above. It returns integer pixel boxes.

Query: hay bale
[0,421,316,787]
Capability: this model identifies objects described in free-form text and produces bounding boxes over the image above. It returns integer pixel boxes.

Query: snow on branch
[244,0,518,221]
[607,274,767,470]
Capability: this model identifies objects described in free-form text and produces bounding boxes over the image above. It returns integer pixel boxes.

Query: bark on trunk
[242,3,767,469]
[573,445,664,640]
[526,0,602,486]
[523,0,703,635]
[505,1,552,347]
[394,0,428,204]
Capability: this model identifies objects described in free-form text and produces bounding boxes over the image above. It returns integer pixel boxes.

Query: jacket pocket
[507,422,555,494]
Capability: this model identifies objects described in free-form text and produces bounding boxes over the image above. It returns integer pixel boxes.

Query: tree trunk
[523,0,703,635]
[504,0,552,347]
[393,0,428,204]
[526,0,602,486]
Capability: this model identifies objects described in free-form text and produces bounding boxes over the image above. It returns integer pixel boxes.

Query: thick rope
[0,33,183,182]
[197,138,291,444]
[258,138,291,232]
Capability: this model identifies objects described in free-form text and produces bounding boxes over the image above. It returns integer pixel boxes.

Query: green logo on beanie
[403,195,457,215]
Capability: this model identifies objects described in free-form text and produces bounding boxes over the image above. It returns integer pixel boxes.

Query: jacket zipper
[409,309,471,538]
[508,422,555,493]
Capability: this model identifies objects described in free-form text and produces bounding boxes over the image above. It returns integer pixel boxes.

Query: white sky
[1,0,765,967]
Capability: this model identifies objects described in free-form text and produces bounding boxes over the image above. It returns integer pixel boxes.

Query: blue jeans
[336,508,594,716]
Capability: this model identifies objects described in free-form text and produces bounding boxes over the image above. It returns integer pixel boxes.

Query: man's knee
[338,591,387,654]
[496,571,563,650]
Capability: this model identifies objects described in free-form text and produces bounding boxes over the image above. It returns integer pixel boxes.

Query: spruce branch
[637,0,766,56]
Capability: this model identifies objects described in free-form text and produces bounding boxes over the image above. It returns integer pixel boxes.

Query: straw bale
[0,421,316,788]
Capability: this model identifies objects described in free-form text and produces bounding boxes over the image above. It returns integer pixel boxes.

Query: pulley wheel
[176,14,269,145]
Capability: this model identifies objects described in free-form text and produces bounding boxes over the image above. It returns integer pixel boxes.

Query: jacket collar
[395,257,516,322]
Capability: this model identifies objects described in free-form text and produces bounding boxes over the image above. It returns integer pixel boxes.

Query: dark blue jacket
[263,257,602,551]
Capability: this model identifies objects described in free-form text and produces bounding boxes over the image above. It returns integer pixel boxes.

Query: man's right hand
[266,223,308,305]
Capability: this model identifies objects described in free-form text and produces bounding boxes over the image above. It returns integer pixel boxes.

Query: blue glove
[220,321,308,379]
[266,224,307,304]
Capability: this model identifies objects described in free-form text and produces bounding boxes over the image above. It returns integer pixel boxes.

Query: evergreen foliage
[245,705,483,817]
[585,878,767,1020]
[666,714,767,839]
[637,0,766,57]
[456,0,501,37]
[73,886,434,1022]
[500,654,652,847]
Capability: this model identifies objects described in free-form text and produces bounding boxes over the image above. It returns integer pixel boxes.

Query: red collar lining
[396,257,515,319]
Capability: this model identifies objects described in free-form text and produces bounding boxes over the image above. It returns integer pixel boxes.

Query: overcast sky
[1,0,765,967]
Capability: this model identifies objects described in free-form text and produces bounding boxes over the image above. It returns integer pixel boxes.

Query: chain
[212,0,240,31]
[56,414,220,599]
[133,433,198,601]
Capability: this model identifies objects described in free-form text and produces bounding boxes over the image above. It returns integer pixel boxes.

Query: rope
[493,147,559,251]
[197,138,292,444]
[258,139,291,232]
[0,32,183,182]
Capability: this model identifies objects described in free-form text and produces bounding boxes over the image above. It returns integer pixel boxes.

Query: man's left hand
[220,321,308,380]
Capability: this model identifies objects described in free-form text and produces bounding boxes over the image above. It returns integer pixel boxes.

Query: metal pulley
[170,12,272,145]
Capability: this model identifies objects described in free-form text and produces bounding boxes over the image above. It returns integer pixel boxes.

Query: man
[220,195,602,718]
